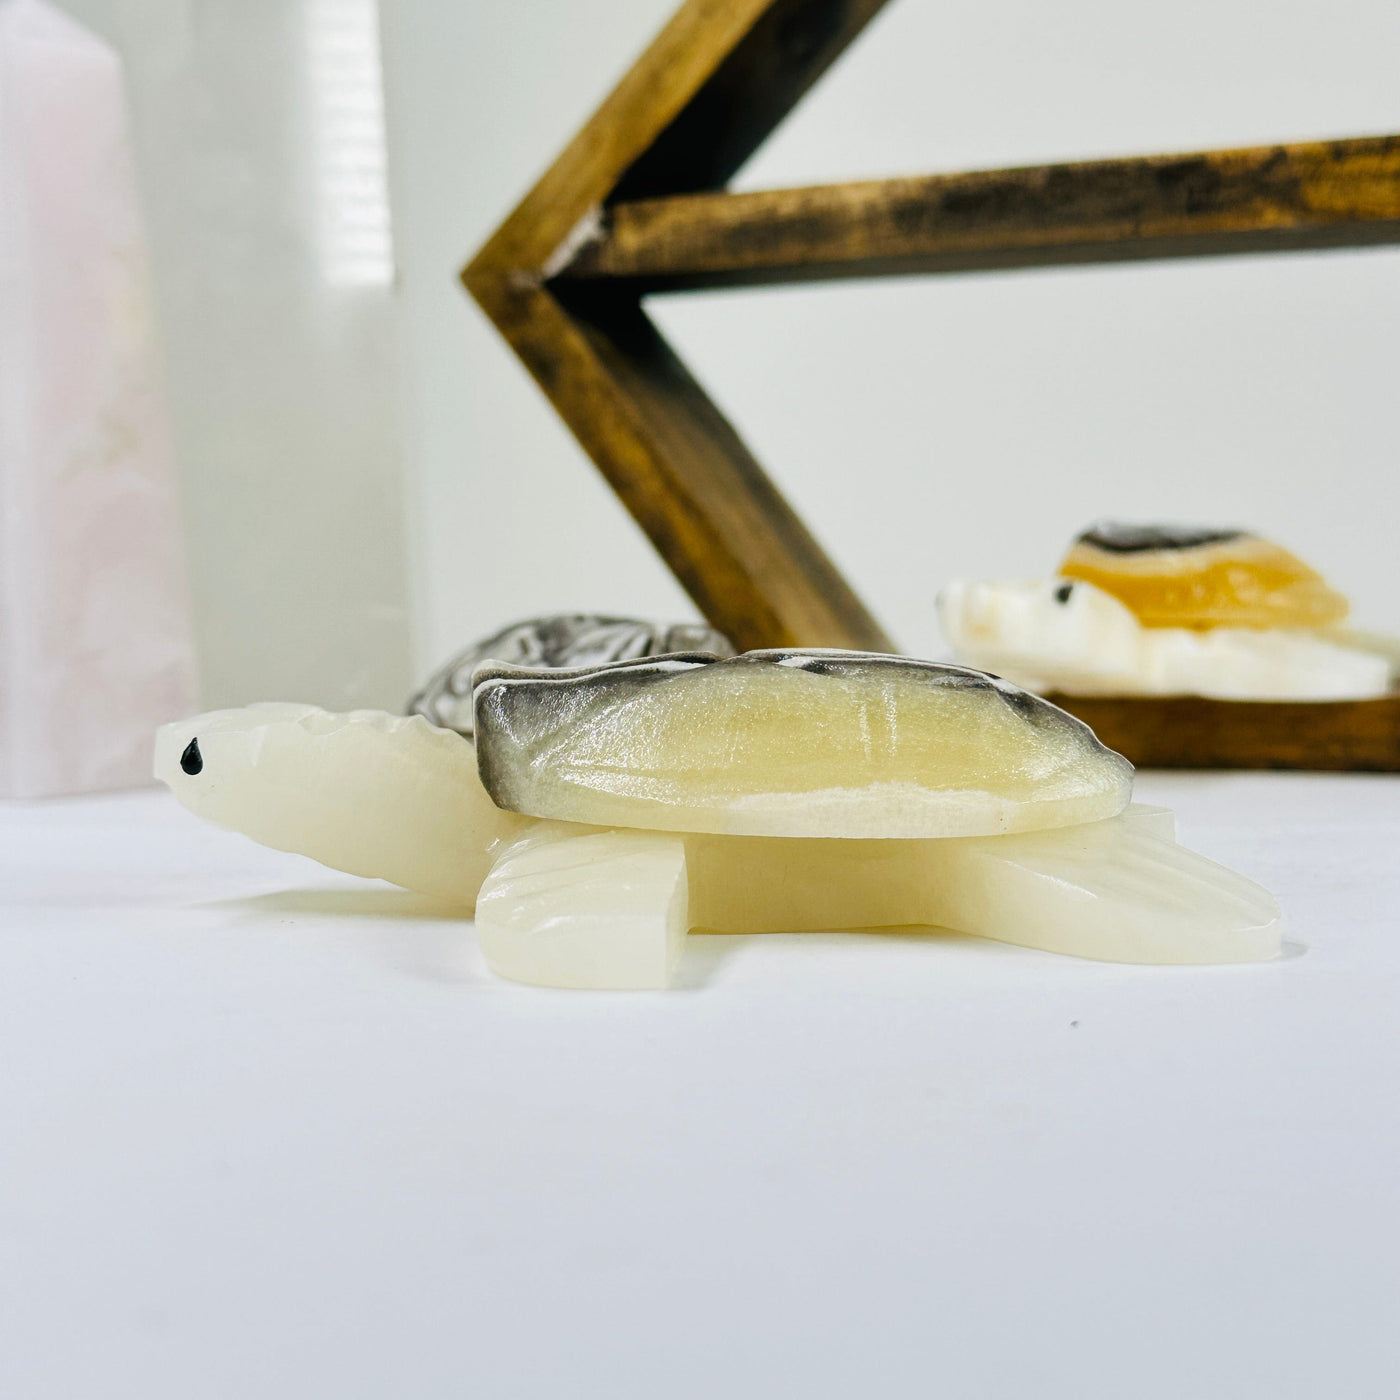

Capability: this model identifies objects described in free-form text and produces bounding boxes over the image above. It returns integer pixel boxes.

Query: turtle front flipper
[475,822,688,989]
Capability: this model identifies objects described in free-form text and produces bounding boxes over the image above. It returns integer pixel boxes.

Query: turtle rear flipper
[684,808,1277,966]
[926,816,1282,965]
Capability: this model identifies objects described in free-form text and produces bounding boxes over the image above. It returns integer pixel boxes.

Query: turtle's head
[937,577,1142,688]
[154,704,324,827]
[154,702,515,906]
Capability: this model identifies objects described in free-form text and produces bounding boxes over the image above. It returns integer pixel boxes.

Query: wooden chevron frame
[463,0,1400,770]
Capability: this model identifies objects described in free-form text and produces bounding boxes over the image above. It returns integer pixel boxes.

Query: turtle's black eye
[180,738,203,775]
[1054,582,1074,605]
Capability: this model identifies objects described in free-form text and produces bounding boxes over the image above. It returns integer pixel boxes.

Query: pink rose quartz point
[0,0,197,795]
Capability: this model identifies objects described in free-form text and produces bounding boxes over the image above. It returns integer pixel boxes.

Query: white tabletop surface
[2,773,1397,1399]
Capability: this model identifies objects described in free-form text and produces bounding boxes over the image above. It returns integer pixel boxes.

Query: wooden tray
[464,0,1400,769]
[1046,693,1400,771]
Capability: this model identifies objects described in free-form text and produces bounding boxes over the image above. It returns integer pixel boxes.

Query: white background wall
[380,0,1400,677]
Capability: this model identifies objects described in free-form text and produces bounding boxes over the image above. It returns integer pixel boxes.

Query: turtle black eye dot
[1054,582,1074,605]
[180,737,203,776]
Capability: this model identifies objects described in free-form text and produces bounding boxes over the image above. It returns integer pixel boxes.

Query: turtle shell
[408,614,734,737]
[1059,521,1348,630]
[473,649,1133,840]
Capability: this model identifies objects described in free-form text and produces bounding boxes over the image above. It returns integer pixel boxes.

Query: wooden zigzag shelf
[463,0,1400,770]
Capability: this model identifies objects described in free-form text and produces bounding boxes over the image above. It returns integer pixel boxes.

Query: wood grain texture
[609,0,889,201]
[464,0,894,653]
[467,0,776,278]
[465,0,1400,767]
[472,275,893,652]
[1046,693,1400,772]
[560,136,1400,289]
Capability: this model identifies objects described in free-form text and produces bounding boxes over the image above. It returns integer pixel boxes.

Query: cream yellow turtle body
[156,630,1282,990]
